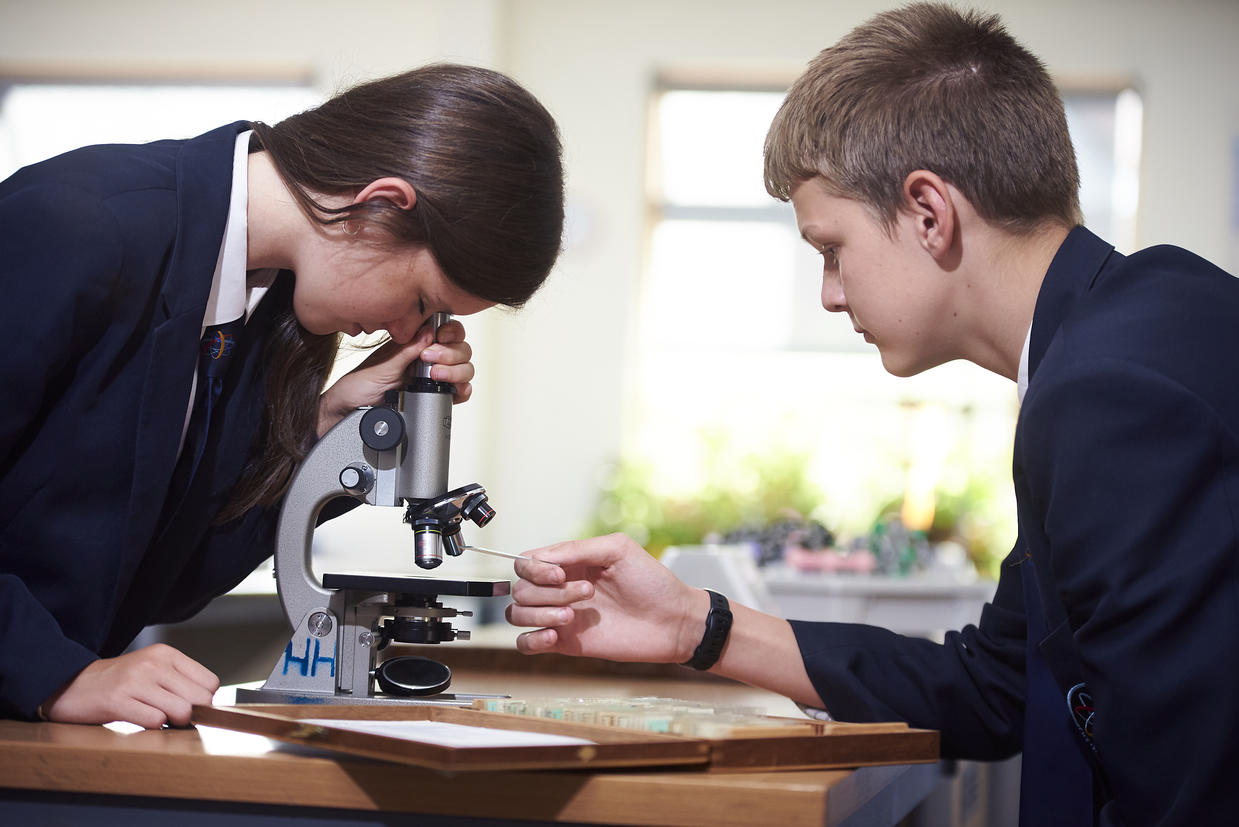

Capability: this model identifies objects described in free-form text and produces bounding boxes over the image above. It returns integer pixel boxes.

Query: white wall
[493,0,1239,557]
[0,0,505,83]
[3,0,1237,563]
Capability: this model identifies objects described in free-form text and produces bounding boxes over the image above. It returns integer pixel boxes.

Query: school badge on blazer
[203,325,237,361]
[1067,682,1096,751]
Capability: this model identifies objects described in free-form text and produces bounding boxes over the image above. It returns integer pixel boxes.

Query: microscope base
[233,686,507,707]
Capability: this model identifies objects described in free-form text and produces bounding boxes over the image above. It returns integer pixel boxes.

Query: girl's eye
[821,247,839,269]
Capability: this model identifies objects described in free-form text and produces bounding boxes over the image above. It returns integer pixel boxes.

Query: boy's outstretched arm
[507,533,825,708]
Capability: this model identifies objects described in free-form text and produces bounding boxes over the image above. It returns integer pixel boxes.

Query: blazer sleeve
[789,557,1027,760]
[1021,357,1239,824]
[0,180,128,717]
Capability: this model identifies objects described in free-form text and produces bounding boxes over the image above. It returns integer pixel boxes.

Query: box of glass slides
[191,698,938,773]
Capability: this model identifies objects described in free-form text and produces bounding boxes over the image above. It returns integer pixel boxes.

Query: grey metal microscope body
[236,314,507,706]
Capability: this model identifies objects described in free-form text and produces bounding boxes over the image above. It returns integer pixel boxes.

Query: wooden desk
[0,659,944,826]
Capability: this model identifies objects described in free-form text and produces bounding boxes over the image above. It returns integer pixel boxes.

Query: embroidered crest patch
[1067,682,1096,751]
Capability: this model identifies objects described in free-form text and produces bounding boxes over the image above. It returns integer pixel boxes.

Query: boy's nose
[821,275,847,312]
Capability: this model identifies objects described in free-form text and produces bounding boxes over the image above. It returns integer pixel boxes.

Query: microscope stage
[322,571,511,597]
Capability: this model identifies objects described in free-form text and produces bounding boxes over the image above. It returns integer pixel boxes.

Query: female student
[0,63,564,729]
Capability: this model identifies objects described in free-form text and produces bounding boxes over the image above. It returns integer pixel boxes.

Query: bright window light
[0,82,321,179]
[1064,88,1144,253]
[656,90,785,206]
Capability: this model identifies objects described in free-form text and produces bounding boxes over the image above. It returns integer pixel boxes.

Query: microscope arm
[273,407,378,632]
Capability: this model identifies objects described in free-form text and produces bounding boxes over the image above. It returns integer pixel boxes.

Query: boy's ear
[902,170,955,261]
[353,177,418,210]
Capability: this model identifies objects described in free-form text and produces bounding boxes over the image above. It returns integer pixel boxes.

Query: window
[623,82,1143,575]
[1064,88,1143,254]
[0,79,320,178]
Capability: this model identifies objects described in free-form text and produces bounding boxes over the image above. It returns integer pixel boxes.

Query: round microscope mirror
[374,656,452,696]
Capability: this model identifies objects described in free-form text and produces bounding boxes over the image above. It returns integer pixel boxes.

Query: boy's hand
[318,318,474,437]
[41,643,220,729]
[506,533,709,664]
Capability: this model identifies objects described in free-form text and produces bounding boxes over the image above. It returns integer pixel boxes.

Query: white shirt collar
[202,130,274,330]
[1017,323,1033,404]
[182,132,276,454]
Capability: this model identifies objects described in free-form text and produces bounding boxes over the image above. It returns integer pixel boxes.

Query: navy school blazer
[790,227,1239,825]
[0,123,283,719]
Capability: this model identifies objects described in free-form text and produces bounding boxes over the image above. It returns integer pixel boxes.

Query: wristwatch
[681,589,733,671]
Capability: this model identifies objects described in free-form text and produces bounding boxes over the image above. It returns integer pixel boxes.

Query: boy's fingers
[506,603,575,629]
[513,556,566,585]
[510,579,593,607]
[520,537,623,571]
[515,628,560,654]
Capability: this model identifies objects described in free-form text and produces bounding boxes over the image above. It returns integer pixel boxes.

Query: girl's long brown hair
[217,64,564,523]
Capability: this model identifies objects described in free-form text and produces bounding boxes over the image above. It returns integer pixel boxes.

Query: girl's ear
[902,170,956,261]
[353,177,418,210]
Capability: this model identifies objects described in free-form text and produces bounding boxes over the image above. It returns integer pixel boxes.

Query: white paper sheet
[299,719,596,748]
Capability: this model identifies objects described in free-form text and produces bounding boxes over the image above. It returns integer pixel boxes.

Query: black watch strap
[681,589,733,671]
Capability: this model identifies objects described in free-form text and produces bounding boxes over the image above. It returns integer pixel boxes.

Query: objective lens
[462,493,496,527]
[413,521,443,569]
[443,527,465,557]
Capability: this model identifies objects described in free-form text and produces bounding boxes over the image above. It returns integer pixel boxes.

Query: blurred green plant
[876,474,1011,579]
[585,437,823,556]
[587,435,1011,579]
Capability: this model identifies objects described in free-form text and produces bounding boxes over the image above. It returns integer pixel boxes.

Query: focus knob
[339,463,374,494]
[359,407,404,451]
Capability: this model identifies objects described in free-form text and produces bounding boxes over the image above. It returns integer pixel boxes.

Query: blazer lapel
[124,123,248,549]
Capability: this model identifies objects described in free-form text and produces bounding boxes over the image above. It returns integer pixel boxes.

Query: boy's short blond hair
[764,3,1082,233]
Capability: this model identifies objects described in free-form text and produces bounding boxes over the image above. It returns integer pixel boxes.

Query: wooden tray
[702,720,938,772]
[192,704,938,773]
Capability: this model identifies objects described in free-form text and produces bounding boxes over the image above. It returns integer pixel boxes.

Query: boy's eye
[821,247,839,269]
[418,298,427,316]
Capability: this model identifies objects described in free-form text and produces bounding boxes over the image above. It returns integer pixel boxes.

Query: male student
[506,4,1239,824]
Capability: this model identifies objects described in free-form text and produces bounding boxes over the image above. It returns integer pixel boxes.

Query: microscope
[236,314,508,706]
